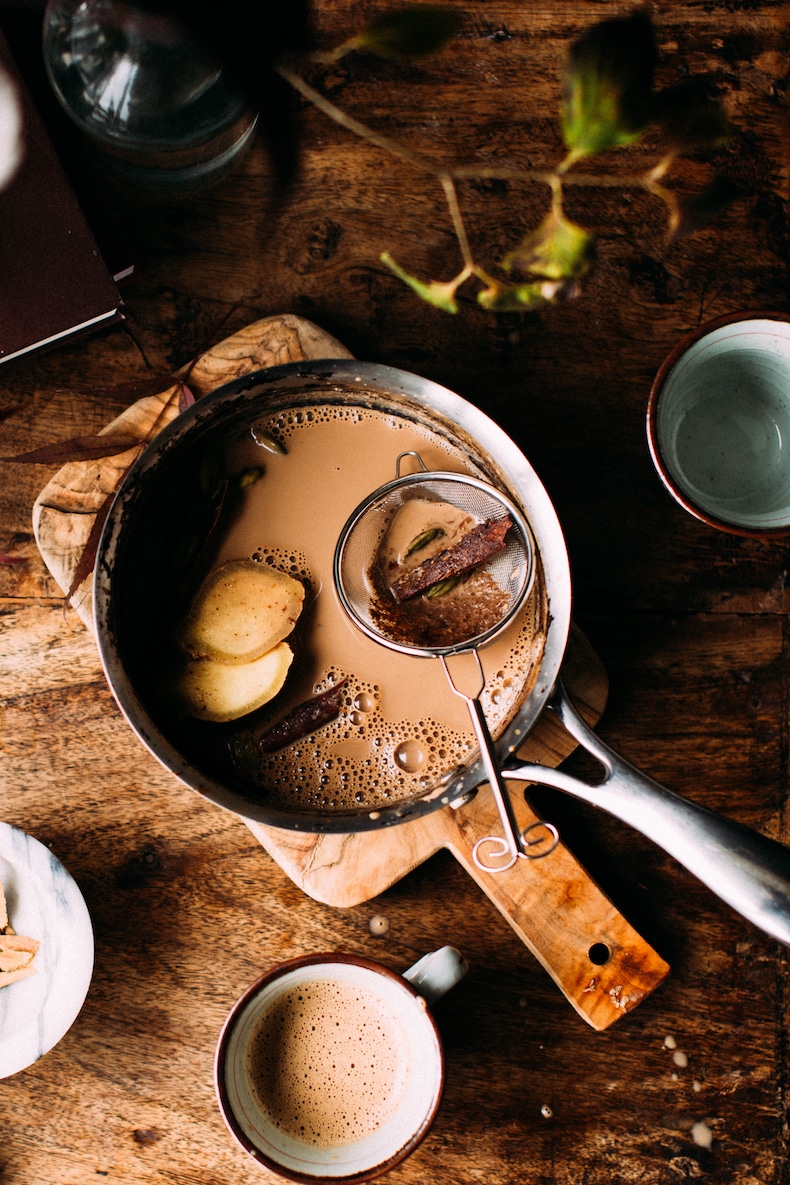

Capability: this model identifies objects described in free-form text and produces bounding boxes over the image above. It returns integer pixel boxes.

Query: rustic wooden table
[1,1,789,1182]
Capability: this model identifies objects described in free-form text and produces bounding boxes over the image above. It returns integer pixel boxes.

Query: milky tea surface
[245,978,407,1146]
[215,400,548,812]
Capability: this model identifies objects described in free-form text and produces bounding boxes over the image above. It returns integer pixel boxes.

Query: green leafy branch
[276,6,737,313]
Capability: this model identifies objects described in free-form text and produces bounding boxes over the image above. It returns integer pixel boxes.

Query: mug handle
[402,945,468,1005]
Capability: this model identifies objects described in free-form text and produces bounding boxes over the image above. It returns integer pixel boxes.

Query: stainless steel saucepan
[93,359,790,946]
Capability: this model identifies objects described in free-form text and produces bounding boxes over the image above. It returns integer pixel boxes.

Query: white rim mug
[214,946,467,1183]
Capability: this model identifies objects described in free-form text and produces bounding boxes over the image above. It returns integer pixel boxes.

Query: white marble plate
[0,822,94,1079]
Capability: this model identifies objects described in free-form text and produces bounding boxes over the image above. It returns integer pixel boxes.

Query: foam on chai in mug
[648,313,790,535]
[215,948,467,1181]
[245,976,407,1146]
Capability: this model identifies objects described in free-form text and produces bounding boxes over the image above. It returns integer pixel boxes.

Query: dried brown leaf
[64,375,174,401]
[142,383,188,443]
[3,435,143,465]
[177,381,196,413]
[66,491,116,603]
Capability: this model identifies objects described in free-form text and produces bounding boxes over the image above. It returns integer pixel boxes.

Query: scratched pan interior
[94,359,572,831]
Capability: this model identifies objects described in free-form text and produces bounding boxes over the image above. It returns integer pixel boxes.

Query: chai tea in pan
[139,397,548,815]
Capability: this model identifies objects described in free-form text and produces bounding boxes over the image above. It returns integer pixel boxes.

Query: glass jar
[42,0,257,188]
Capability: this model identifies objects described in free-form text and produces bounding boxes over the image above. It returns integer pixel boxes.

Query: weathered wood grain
[0,0,789,1181]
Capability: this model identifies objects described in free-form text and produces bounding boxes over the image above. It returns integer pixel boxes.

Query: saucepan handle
[504,680,790,947]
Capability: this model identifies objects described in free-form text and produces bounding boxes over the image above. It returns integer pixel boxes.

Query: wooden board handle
[425,629,670,1029]
[439,791,669,1029]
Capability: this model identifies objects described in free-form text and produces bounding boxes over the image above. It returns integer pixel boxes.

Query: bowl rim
[646,308,790,537]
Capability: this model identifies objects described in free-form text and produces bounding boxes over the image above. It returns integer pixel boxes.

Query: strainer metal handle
[441,653,559,871]
[334,458,546,873]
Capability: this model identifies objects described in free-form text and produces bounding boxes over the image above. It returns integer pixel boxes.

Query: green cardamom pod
[251,426,287,454]
[237,466,265,489]
[406,526,445,556]
[424,576,459,599]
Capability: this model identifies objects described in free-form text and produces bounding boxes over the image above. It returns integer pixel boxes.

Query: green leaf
[653,82,730,154]
[355,5,463,61]
[477,280,552,312]
[561,12,656,160]
[665,175,742,241]
[477,276,583,312]
[503,207,595,280]
[381,252,462,312]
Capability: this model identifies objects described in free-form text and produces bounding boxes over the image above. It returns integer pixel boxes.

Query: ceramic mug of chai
[214,946,467,1182]
[647,311,790,535]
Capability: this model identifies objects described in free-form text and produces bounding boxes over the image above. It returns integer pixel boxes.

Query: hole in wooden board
[588,942,611,965]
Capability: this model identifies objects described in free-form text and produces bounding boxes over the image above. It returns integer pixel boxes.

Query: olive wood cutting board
[32,314,670,1030]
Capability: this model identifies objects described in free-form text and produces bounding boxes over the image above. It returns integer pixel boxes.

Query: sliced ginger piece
[0,932,40,972]
[180,560,305,665]
[0,879,40,988]
[0,965,36,988]
[177,640,294,722]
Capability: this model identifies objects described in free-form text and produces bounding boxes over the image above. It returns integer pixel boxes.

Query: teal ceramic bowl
[647,311,790,535]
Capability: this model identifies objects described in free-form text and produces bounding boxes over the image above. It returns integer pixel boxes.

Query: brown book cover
[0,26,124,365]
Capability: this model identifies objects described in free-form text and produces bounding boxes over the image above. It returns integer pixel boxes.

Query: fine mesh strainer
[334,453,558,872]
